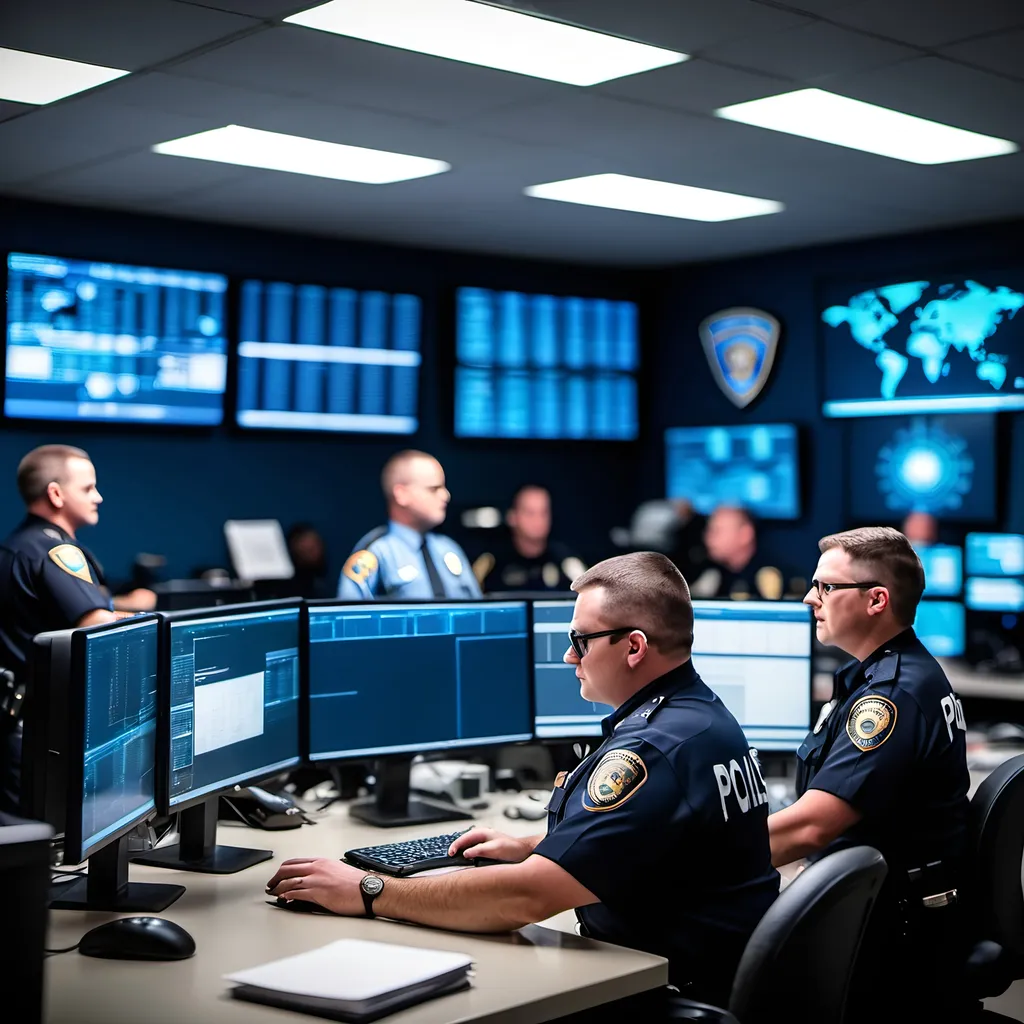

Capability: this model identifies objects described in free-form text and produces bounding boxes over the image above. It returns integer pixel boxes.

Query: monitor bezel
[155,598,303,815]
[64,615,161,865]
[304,597,536,763]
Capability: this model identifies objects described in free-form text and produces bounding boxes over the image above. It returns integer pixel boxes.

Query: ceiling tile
[827,0,1024,48]
[942,29,1024,81]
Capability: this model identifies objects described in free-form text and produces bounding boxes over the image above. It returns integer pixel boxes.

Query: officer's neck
[846,621,908,664]
[611,654,690,709]
[512,533,546,559]
[388,508,428,534]
[27,503,77,540]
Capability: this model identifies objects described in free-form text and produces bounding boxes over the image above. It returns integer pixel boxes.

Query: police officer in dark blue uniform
[267,553,779,1010]
[768,526,972,1022]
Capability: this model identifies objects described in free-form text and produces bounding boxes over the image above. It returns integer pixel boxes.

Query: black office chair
[670,846,887,1024]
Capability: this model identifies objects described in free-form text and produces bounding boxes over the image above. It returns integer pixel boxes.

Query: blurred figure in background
[901,511,938,548]
[284,523,330,599]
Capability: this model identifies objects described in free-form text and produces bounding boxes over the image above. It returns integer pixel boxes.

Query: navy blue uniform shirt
[0,514,112,682]
[534,659,779,1002]
[797,627,970,879]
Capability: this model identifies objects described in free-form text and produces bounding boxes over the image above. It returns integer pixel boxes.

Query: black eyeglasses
[810,579,883,599]
[568,627,640,659]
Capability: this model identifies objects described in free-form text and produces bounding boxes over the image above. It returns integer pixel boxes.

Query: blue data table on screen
[916,544,963,597]
[966,534,1024,578]
[966,578,1024,613]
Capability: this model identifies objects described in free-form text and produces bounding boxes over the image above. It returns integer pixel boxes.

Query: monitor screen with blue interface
[966,534,1024,577]
[848,414,995,522]
[820,275,1024,417]
[915,544,963,597]
[913,601,965,658]
[167,607,300,808]
[455,287,639,440]
[5,252,227,425]
[966,577,1024,613]
[79,620,158,858]
[665,423,800,520]
[236,280,421,434]
[533,599,812,751]
[307,602,532,760]
[1010,414,1024,533]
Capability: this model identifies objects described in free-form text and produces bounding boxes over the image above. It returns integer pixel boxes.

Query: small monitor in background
[965,578,1024,613]
[152,579,256,611]
[914,601,966,658]
[235,280,421,434]
[224,519,295,582]
[847,415,996,522]
[965,533,1024,578]
[665,423,800,520]
[307,601,533,826]
[916,544,963,597]
[5,252,227,425]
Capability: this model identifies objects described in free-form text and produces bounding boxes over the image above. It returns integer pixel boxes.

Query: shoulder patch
[846,695,897,751]
[583,748,648,812]
[48,544,93,583]
[343,550,379,585]
[755,566,783,600]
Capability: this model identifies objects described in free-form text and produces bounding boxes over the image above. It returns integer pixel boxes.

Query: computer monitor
[5,251,227,424]
[914,601,966,658]
[307,600,533,826]
[916,544,963,597]
[664,423,800,519]
[965,533,1024,578]
[965,578,1024,613]
[152,579,256,611]
[136,601,302,874]
[532,599,812,752]
[235,280,421,434]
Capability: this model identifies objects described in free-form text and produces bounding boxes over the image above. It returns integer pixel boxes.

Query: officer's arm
[767,790,862,867]
[76,608,118,628]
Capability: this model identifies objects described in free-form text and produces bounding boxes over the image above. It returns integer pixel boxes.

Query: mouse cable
[45,941,81,956]
[51,866,86,877]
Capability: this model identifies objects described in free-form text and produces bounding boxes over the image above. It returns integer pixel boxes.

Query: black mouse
[79,916,196,961]
[272,896,326,913]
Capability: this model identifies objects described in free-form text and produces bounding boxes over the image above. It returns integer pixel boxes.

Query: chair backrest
[728,846,887,1024]
[970,752,1024,958]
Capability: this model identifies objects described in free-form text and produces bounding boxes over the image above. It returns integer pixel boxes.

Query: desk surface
[45,796,668,1024]
[938,659,1024,700]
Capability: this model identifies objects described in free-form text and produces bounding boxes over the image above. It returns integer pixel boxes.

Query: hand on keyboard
[344,830,513,877]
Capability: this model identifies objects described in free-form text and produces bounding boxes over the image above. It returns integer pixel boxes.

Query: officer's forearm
[768,790,861,867]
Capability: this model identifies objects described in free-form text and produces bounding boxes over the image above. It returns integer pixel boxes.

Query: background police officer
[0,445,152,814]
[768,526,972,1022]
[270,552,779,1008]
[338,450,480,600]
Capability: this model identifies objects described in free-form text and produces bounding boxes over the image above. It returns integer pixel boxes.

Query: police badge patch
[343,549,378,584]
[47,544,93,583]
[699,308,780,409]
[846,696,897,751]
[583,749,648,812]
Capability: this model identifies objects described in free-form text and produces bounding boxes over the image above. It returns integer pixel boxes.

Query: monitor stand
[348,756,473,828]
[132,798,273,874]
[50,835,185,912]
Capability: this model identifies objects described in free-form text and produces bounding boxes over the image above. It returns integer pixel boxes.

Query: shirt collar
[836,627,917,697]
[388,519,425,550]
[25,513,72,542]
[602,659,697,736]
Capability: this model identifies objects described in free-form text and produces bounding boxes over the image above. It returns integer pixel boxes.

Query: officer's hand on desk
[448,827,537,864]
[267,858,366,915]
[113,588,157,612]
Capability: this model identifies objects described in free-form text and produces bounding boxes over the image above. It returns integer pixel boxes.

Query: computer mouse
[987,722,1024,745]
[78,916,196,961]
[271,896,328,914]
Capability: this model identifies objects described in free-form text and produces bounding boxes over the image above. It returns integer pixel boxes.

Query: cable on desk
[45,941,81,957]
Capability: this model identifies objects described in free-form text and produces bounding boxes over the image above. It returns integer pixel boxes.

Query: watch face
[361,875,384,896]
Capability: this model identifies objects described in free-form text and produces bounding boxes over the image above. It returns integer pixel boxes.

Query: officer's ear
[46,480,64,508]
[626,630,649,665]
[866,586,889,617]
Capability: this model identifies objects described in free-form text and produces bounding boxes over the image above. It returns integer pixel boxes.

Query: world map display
[821,279,1024,416]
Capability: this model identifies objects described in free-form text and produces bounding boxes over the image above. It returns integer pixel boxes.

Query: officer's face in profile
[804,548,874,654]
[54,457,103,530]
[508,488,551,544]
[565,587,630,707]
[395,457,451,531]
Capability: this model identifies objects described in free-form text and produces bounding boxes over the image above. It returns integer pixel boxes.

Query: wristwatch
[359,874,385,918]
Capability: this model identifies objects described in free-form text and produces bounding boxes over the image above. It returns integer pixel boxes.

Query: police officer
[338,450,480,600]
[690,505,805,600]
[474,485,586,593]
[0,445,150,814]
[270,553,779,1008]
[768,526,972,1022]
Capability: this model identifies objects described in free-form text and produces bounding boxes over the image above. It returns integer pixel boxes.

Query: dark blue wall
[650,217,1024,572]
[0,199,654,586]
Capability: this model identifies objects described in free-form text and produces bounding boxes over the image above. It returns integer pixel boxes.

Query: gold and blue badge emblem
[343,549,379,584]
[846,696,897,751]
[47,544,93,583]
[699,307,780,409]
[583,749,648,812]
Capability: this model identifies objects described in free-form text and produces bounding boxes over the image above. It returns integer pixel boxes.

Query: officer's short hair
[571,552,694,655]
[381,449,435,500]
[818,526,925,626]
[17,444,91,505]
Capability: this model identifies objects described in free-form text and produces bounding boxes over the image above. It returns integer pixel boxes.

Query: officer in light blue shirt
[338,450,481,600]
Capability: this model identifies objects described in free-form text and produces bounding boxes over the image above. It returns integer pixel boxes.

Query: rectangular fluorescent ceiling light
[525,173,783,222]
[152,125,450,184]
[284,0,687,86]
[716,88,1017,165]
[0,47,128,104]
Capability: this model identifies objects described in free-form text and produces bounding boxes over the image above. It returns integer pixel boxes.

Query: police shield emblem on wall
[699,308,780,408]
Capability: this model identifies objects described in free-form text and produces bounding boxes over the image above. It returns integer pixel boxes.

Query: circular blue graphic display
[875,418,974,513]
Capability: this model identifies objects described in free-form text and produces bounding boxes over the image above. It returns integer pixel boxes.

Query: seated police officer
[768,526,973,1022]
[338,450,480,600]
[0,445,148,815]
[475,484,586,593]
[271,552,779,1007]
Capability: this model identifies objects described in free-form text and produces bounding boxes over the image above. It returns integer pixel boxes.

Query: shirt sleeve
[456,543,482,598]
[534,736,692,904]
[337,546,380,600]
[808,686,925,814]
[36,549,113,625]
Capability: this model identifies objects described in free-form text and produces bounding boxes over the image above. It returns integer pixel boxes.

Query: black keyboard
[344,831,496,877]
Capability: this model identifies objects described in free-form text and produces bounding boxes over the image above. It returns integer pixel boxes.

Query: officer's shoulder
[353,526,389,551]
[623,696,719,758]
[6,520,66,555]
[869,643,950,709]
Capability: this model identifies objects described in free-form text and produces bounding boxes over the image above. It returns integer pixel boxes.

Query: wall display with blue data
[455,287,639,440]
[913,601,965,658]
[533,599,811,751]
[665,423,800,520]
[80,620,158,855]
[236,280,421,434]
[307,602,532,760]
[915,544,963,597]
[167,608,300,807]
[965,533,1024,612]
[847,414,995,521]
[820,275,1024,417]
[5,252,227,424]
[1010,416,1024,533]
